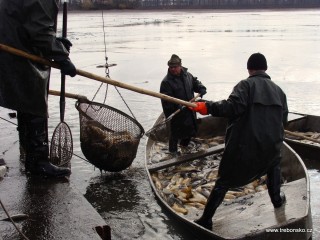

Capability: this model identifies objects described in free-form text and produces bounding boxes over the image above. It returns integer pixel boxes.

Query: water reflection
[17,178,70,240]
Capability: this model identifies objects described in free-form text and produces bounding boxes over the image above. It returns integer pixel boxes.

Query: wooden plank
[148,144,224,172]
[285,129,320,144]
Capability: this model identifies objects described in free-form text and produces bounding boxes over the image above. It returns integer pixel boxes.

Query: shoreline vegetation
[64,0,320,10]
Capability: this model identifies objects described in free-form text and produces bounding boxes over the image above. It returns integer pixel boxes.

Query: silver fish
[1,213,29,222]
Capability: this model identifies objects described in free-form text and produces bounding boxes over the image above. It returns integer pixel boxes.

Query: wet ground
[1,9,320,240]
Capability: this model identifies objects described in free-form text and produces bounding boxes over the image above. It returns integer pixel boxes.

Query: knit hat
[168,54,182,67]
[247,53,267,70]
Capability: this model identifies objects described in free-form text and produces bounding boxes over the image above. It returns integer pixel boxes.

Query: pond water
[1,8,320,240]
[50,9,320,240]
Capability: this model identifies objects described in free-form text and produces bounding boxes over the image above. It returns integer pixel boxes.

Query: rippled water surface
[2,9,320,240]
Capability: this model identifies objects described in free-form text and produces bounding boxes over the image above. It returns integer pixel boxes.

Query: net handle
[145,94,200,137]
[166,93,201,123]
[50,90,115,132]
[49,90,144,137]
[49,89,89,102]
[0,44,197,108]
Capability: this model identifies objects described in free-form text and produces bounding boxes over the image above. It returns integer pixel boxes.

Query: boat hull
[145,115,312,240]
[286,112,320,161]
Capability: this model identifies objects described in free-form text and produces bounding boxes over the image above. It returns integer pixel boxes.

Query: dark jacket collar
[248,71,270,79]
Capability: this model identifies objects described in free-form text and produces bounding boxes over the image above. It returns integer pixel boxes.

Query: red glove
[189,102,208,115]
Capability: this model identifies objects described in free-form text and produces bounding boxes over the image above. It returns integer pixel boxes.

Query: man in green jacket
[189,53,288,229]
[0,0,76,177]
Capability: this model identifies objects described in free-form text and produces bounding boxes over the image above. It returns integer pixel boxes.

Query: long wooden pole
[49,90,320,146]
[0,44,197,108]
[49,89,88,101]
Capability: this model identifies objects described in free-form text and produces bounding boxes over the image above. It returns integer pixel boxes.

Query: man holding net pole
[160,54,207,156]
[0,0,76,178]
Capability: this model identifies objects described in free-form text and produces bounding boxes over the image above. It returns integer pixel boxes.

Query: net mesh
[50,122,73,168]
[145,112,170,143]
[76,101,144,172]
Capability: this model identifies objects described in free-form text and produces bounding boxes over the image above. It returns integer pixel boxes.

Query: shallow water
[1,9,320,240]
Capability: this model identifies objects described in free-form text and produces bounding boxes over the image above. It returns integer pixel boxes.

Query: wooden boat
[286,112,320,161]
[145,115,312,240]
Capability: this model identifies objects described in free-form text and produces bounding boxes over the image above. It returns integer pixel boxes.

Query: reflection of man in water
[160,54,207,155]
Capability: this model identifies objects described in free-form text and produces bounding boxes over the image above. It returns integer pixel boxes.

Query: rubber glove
[58,58,77,77]
[57,37,73,52]
[189,102,208,115]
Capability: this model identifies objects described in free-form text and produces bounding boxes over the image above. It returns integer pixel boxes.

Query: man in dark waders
[0,0,76,177]
[160,54,207,155]
[189,53,288,229]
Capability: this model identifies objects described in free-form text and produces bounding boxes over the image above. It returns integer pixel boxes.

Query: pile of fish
[80,120,139,171]
[151,157,268,215]
[81,120,135,149]
[148,136,225,163]
[150,137,268,216]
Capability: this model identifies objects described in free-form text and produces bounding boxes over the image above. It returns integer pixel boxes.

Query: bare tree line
[65,0,320,9]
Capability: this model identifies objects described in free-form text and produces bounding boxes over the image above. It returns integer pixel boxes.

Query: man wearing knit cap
[189,52,288,229]
[160,54,207,155]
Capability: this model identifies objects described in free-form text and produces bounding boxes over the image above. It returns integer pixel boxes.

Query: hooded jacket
[207,71,288,187]
[160,67,206,139]
[0,0,69,117]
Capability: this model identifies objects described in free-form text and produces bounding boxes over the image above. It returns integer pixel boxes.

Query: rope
[0,116,17,126]
[83,9,110,114]
[98,10,137,121]
[101,10,109,77]
[88,82,109,113]
[0,198,29,240]
[114,86,137,120]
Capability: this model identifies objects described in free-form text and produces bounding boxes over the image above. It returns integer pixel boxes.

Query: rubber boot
[25,114,71,178]
[169,136,181,157]
[169,136,178,152]
[267,164,286,208]
[180,138,191,147]
[194,185,228,230]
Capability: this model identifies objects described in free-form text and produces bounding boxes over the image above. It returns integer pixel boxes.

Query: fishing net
[50,122,73,168]
[145,112,170,143]
[76,101,144,172]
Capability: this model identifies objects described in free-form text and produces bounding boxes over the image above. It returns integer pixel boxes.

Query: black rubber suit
[160,67,206,152]
[0,0,74,177]
[195,71,288,229]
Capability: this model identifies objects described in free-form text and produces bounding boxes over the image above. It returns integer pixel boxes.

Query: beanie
[247,53,267,70]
